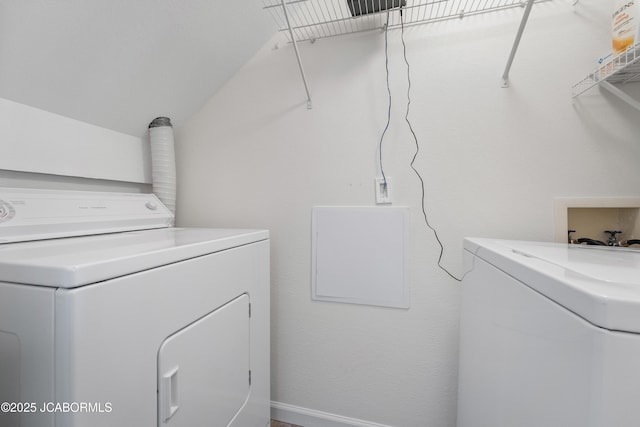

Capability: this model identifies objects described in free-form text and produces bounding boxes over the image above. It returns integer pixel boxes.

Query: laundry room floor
[271,420,302,427]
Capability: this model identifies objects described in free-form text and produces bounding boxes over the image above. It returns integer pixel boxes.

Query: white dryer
[457,238,640,427]
[0,188,270,427]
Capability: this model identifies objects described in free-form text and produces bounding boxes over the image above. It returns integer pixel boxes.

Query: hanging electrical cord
[399,8,463,282]
[378,12,392,187]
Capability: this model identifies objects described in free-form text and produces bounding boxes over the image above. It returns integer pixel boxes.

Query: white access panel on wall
[157,294,250,427]
[312,206,409,308]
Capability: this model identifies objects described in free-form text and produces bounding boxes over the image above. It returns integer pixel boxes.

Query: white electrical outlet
[375,177,392,204]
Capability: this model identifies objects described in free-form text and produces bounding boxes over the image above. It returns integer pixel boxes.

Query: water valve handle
[604,230,622,246]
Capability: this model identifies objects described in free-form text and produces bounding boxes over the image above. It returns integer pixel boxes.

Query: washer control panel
[0,188,174,244]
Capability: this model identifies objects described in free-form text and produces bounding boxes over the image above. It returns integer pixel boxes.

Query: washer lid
[0,227,268,288]
[0,187,174,243]
[465,238,640,333]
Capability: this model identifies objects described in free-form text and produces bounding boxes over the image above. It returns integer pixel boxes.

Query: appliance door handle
[160,366,180,422]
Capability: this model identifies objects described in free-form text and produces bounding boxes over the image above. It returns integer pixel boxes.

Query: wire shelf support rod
[280,0,313,109]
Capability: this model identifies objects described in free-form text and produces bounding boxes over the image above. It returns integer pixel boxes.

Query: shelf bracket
[501,0,535,88]
[599,81,640,111]
[280,0,313,109]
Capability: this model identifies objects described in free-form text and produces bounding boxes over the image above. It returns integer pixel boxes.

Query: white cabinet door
[157,294,250,427]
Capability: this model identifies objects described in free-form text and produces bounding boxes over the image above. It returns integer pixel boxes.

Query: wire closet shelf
[572,44,640,98]
[262,0,546,43]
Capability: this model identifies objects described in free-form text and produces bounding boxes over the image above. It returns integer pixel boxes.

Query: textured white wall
[0,0,274,138]
[177,1,640,425]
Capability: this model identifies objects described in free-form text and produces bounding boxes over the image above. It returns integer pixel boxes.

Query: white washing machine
[457,238,640,427]
[0,187,270,427]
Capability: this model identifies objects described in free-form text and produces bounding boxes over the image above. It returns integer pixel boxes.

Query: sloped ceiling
[0,0,275,137]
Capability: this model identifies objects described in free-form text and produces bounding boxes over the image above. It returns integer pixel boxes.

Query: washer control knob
[145,201,158,211]
[0,200,16,223]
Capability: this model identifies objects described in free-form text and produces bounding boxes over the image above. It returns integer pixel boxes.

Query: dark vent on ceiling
[346,0,406,17]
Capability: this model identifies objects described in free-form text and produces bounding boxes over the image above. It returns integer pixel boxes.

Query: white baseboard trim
[271,401,394,427]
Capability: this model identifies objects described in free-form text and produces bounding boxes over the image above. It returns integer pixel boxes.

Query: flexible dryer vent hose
[148,117,176,217]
